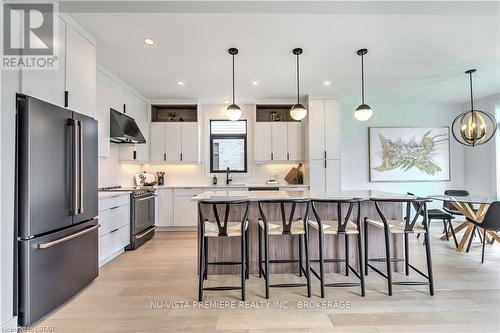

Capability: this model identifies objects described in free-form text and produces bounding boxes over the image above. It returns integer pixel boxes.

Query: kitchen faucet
[225,167,232,185]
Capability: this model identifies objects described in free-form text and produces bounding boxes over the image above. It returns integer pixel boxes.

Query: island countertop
[191,190,416,202]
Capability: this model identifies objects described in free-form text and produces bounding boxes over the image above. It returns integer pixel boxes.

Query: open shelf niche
[255,104,299,122]
[151,104,198,122]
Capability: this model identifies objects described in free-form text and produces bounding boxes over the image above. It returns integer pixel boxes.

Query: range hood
[110,108,146,144]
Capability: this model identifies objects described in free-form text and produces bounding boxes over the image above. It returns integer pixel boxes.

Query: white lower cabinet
[173,188,202,226]
[98,194,130,266]
[157,189,174,227]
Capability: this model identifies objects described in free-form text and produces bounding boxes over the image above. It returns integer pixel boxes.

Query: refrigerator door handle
[37,224,101,249]
[78,120,84,214]
[71,119,79,216]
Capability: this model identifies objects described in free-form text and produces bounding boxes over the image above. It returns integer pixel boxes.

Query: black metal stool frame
[364,198,434,296]
[309,199,366,297]
[257,199,311,299]
[198,200,250,301]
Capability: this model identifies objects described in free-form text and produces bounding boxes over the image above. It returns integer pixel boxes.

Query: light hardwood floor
[37,225,500,333]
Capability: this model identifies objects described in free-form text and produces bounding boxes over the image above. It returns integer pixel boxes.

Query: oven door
[132,194,155,235]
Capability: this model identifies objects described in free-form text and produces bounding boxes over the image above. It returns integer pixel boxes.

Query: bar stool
[257,199,311,299]
[309,198,365,297]
[364,197,434,296]
[197,199,249,301]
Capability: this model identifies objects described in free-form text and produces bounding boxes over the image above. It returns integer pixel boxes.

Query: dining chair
[197,199,250,301]
[257,199,311,299]
[465,201,500,263]
[365,197,434,296]
[443,189,483,250]
[408,192,458,248]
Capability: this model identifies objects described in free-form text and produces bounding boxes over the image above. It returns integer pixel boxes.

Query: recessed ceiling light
[323,81,331,86]
[144,38,154,45]
[252,81,259,86]
[177,81,184,86]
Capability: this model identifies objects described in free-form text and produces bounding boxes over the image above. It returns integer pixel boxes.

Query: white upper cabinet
[150,123,166,162]
[181,122,199,162]
[109,79,125,113]
[21,16,66,107]
[149,122,200,163]
[287,122,303,161]
[165,123,182,162]
[271,122,288,161]
[324,100,341,160]
[21,16,95,118]
[96,70,111,157]
[255,122,272,161]
[65,24,96,118]
[308,99,340,160]
[255,121,303,162]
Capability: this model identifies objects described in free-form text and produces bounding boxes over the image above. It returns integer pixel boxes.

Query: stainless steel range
[99,186,156,250]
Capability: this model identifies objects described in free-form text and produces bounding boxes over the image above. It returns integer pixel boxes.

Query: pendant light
[452,69,497,146]
[354,48,373,121]
[290,48,308,121]
[225,48,242,121]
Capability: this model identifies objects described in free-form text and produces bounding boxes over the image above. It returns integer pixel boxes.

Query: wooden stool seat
[204,221,248,237]
[259,218,304,235]
[308,219,358,234]
[365,218,427,234]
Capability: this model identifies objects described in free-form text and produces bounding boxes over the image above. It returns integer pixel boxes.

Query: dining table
[428,194,500,252]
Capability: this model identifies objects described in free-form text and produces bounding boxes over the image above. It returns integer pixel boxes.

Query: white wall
[463,92,500,196]
[340,98,466,202]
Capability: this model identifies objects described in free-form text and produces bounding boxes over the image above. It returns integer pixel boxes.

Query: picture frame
[369,126,451,182]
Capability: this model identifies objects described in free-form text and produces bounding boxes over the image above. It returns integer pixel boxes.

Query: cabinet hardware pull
[287,152,290,161]
[324,150,327,159]
[110,205,120,210]
[180,153,183,161]
[324,159,327,168]
[123,103,126,113]
[163,153,166,161]
[64,91,69,107]
[133,150,137,160]
[110,228,119,233]
[271,152,274,161]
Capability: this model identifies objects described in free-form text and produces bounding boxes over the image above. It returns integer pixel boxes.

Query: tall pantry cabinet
[307,99,341,193]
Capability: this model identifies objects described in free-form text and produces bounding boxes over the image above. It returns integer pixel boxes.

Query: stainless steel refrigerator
[16,94,99,326]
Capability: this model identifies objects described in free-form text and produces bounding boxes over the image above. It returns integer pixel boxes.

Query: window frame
[209,119,248,173]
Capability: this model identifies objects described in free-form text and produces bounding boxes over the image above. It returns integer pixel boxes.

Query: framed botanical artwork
[369,127,450,182]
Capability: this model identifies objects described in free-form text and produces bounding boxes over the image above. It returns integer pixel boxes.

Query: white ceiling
[67,1,500,104]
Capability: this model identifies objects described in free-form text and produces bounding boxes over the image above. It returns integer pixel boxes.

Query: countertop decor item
[285,164,304,184]
[451,69,497,146]
[212,174,218,185]
[354,48,373,121]
[369,127,450,182]
[135,172,157,186]
[225,48,242,121]
[156,171,165,186]
[289,48,308,121]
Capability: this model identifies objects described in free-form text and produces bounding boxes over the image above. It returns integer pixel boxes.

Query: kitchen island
[192,190,411,275]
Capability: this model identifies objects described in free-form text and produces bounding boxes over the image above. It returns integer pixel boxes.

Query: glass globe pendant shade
[354,103,373,121]
[290,103,307,121]
[225,103,242,121]
[452,110,496,146]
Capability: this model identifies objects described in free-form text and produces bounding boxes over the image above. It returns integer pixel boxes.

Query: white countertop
[155,183,308,189]
[191,190,417,202]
